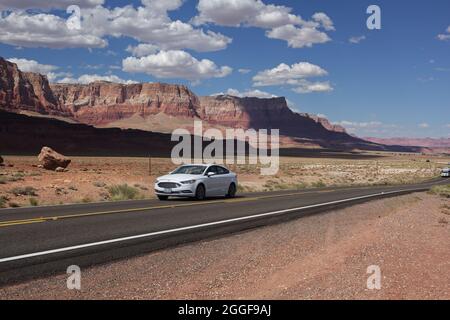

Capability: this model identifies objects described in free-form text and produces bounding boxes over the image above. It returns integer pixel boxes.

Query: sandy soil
[0,154,446,208]
[1,192,448,300]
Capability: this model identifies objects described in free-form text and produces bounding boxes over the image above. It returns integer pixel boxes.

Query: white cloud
[437,25,450,41]
[126,43,159,57]
[0,1,231,52]
[122,50,232,81]
[253,62,328,87]
[6,57,72,82]
[312,13,335,31]
[266,24,330,48]
[0,0,103,10]
[7,57,58,74]
[0,12,107,49]
[292,80,333,93]
[349,35,366,44]
[238,68,251,74]
[213,88,278,99]
[192,0,333,48]
[57,74,138,85]
[418,123,429,128]
[81,3,231,52]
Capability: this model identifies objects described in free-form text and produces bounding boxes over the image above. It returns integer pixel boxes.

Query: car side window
[205,166,217,175]
[216,166,229,175]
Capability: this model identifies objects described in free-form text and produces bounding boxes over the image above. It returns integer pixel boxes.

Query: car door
[215,166,231,195]
[204,166,220,196]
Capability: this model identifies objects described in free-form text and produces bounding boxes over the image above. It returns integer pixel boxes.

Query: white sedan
[154,164,238,200]
[441,167,450,178]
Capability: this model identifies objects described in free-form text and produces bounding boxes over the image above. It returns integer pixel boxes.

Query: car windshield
[171,165,206,175]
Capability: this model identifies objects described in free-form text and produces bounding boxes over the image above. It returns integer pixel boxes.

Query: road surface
[0,178,446,285]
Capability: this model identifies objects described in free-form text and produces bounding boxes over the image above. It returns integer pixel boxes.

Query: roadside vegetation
[107,184,142,201]
[429,184,450,198]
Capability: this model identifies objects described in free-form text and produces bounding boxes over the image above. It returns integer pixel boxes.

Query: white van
[441,168,450,177]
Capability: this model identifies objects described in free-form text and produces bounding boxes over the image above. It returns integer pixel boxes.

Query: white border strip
[0,187,428,264]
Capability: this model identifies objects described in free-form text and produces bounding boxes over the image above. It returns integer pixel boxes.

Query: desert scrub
[0,196,7,208]
[10,186,37,196]
[107,184,142,201]
[429,185,450,198]
[29,198,39,206]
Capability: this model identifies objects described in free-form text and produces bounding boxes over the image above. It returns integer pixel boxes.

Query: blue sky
[0,0,449,138]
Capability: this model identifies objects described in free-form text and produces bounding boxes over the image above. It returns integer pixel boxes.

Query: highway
[0,178,446,285]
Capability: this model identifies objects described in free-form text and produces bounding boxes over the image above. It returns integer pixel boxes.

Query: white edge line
[0,187,430,263]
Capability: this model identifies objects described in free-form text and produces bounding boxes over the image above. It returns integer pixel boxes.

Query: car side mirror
[207,172,215,177]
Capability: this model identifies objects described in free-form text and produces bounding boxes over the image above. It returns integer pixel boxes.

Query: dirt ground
[1,192,448,300]
[0,153,447,207]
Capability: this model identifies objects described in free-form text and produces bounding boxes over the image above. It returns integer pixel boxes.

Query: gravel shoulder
[0,192,449,300]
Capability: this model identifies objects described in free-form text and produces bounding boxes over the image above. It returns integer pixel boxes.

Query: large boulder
[38,147,71,171]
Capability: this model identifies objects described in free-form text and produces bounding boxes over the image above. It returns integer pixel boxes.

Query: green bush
[107,184,141,201]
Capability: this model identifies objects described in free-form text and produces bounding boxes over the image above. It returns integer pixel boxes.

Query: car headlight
[181,180,196,185]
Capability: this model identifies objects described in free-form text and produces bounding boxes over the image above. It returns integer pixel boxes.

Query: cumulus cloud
[192,0,333,48]
[0,11,107,49]
[418,123,430,128]
[57,74,138,85]
[253,62,328,87]
[266,24,330,48]
[126,43,159,57]
[122,50,232,81]
[7,57,58,74]
[349,35,366,44]
[213,88,278,99]
[0,1,231,51]
[6,57,72,82]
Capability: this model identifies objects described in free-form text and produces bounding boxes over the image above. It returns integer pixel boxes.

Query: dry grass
[429,184,450,198]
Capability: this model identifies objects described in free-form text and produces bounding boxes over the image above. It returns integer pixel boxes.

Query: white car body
[154,164,238,200]
[441,168,450,177]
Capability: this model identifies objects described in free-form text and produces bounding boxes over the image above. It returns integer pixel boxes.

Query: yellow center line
[0,187,363,229]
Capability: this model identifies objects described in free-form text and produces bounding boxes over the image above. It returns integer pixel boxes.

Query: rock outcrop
[38,147,71,170]
[0,155,3,165]
[0,58,68,116]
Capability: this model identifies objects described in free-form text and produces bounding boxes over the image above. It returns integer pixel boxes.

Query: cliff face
[0,58,63,115]
[0,56,365,147]
[51,82,200,125]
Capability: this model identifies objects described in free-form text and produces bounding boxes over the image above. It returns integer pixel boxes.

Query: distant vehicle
[441,168,450,178]
[154,164,238,200]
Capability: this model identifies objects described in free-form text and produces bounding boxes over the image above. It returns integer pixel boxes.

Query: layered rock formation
[0,56,385,149]
[51,82,200,125]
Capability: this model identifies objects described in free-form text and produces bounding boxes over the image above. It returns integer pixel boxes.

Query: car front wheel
[195,184,206,200]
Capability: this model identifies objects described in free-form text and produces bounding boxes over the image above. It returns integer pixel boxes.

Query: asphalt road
[0,178,446,285]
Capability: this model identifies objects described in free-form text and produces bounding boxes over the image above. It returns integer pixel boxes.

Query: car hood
[157,174,202,182]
